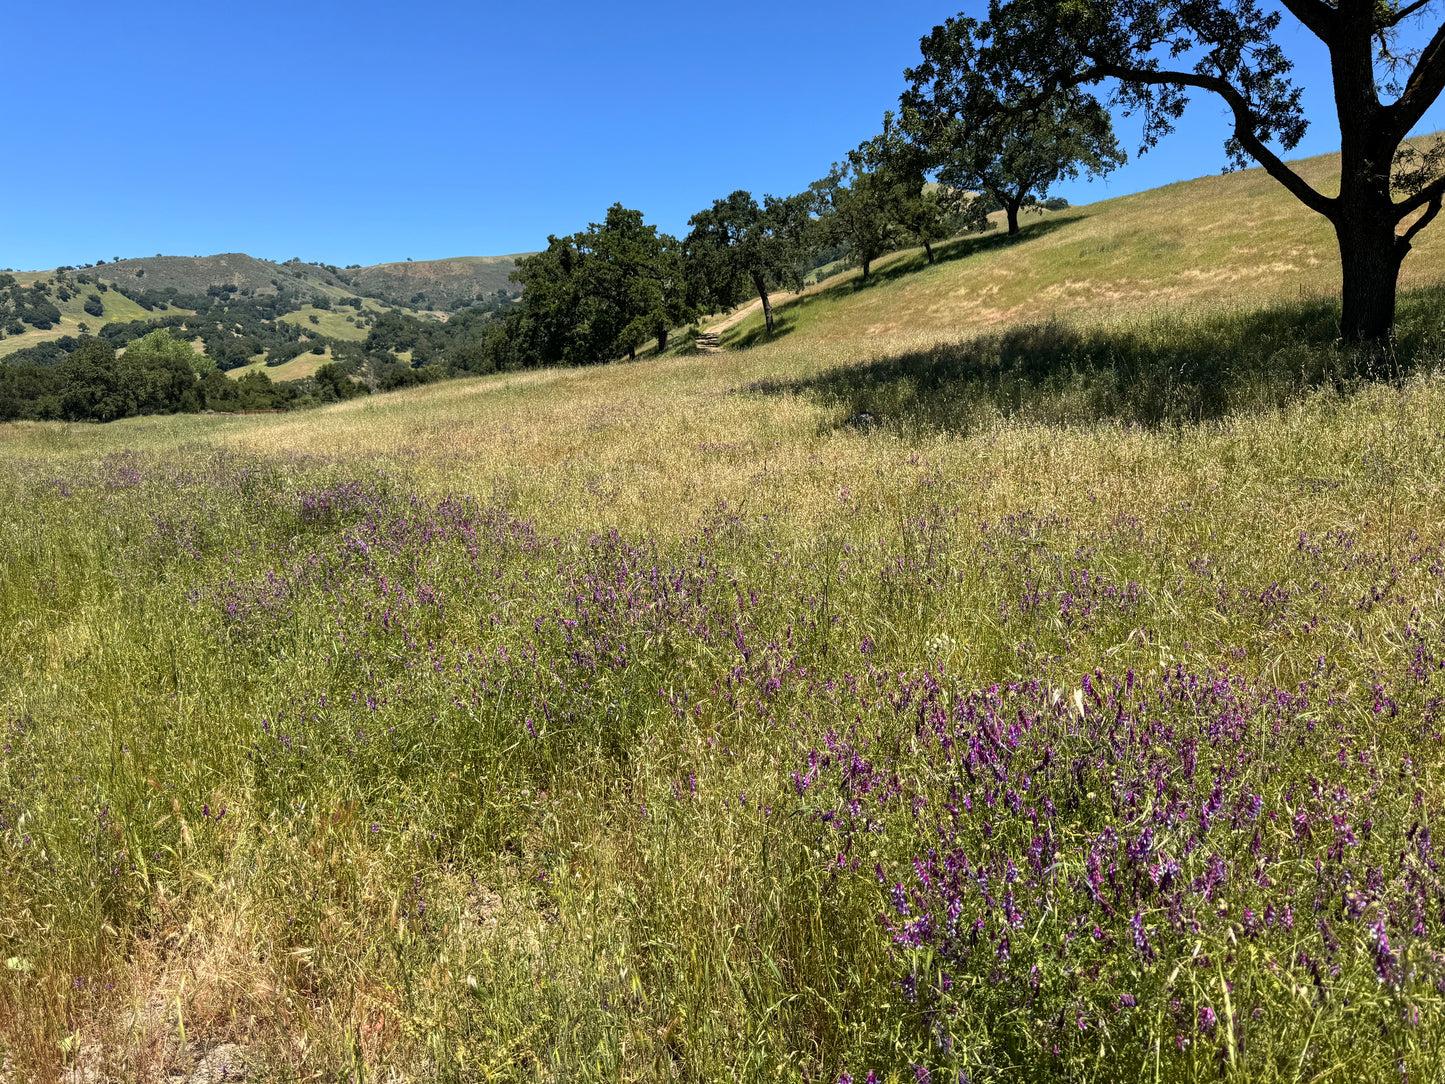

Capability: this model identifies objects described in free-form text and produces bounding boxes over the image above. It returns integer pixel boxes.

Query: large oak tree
[906,1,1445,342]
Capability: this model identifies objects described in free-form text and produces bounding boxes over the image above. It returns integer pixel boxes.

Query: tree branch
[1087,62,1338,218]
[1384,15,1445,139]
[1276,0,1337,41]
[1401,189,1443,243]
[1381,0,1437,28]
[1394,168,1445,215]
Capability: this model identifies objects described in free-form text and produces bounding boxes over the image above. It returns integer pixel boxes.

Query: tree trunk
[923,239,935,264]
[1005,201,1021,235]
[656,325,668,353]
[861,257,871,281]
[753,273,774,334]
[1329,17,1406,343]
[1334,211,1406,343]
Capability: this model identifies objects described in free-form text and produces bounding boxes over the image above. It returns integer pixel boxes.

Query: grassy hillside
[725,142,1445,348]
[0,285,175,353]
[4,148,1445,1082]
[226,347,334,382]
[346,255,531,310]
[4,297,1445,1080]
[277,303,385,342]
[94,253,351,299]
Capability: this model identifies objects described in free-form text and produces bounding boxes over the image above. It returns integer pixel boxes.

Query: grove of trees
[0,330,304,422]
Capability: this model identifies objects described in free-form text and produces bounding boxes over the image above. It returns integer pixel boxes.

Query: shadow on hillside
[743,287,1445,432]
[725,216,1084,351]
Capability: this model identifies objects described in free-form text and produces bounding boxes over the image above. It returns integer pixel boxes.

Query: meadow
[3,153,1445,1082]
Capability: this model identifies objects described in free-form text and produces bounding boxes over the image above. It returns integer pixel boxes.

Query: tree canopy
[851,112,987,263]
[903,37,1124,237]
[509,204,693,366]
[810,160,903,283]
[685,191,814,334]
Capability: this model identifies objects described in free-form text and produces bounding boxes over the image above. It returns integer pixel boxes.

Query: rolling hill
[91,253,351,300]
[0,249,530,365]
[345,255,531,310]
[0,284,168,354]
[59,252,531,314]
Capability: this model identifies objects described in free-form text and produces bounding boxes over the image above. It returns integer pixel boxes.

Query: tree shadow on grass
[727,319,798,351]
[743,286,1445,433]
[877,213,1086,283]
[725,216,1084,352]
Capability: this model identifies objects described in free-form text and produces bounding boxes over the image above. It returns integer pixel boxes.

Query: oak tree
[685,191,815,334]
[906,1,1445,341]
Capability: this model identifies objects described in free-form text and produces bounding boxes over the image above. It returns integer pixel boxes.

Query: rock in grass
[845,412,877,430]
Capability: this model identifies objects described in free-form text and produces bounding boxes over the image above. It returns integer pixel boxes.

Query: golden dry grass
[723,141,1445,348]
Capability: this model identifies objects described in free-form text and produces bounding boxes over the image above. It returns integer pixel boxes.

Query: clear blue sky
[5,1,1445,271]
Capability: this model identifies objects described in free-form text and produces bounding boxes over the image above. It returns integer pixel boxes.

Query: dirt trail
[692,295,783,354]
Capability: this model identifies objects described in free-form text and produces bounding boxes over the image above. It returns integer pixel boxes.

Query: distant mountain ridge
[76,252,533,312]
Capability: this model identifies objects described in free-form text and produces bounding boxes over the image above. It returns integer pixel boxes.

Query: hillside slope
[0,285,168,354]
[78,253,531,313]
[723,142,1445,347]
[92,253,352,299]
[346,255,531,310]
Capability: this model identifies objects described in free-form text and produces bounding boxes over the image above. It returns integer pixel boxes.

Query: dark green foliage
[56,340,137,422]
[52,334,205,421]
[857,118,987,263]
[507,205,696,365]
[312,362,369,402]
[902,34,1123,236]
[0,281,64,331]
[2,340,76,368]
[685,191,815,334]
[379,364,447,391]
[810,163,901,283]
[200,369,303,413]
[0,361,62,420]
[0,327,302,421]
[84,295,104,317]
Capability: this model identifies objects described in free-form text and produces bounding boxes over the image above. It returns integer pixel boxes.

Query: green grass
[277,305,378,342]
[0,289,169,352]
[3,153,1445,1082]
[226,348,333,382]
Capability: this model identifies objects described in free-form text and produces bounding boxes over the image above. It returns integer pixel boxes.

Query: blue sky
[4,1,1445,271]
